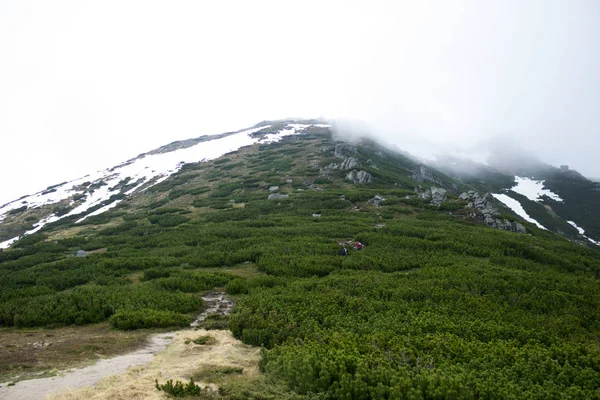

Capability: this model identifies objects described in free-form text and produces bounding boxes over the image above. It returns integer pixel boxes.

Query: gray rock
[515,223,527,234]
[345,170,373,184]
[340,157,360,170]
[335,143,357,158]
[312,213,321,218]
[412,165,441,184]
[268,193,289,200]
[73,250,88,257]
[459,192,470,200]
[325,163,340,170]
[368,194,386,207]
[286,179,293,184]
[269,186,279,191]
[430,187,447,205]
[366,159,379,170]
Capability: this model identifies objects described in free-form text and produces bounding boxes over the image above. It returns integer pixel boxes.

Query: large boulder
[430,187,447,205]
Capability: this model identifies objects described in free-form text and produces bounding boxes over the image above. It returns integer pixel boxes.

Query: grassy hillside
[1,130,600,398]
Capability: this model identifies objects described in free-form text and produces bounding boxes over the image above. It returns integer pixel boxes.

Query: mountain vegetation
[1,124,599,398]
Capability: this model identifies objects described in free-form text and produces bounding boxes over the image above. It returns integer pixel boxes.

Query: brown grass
[0,323,157,383]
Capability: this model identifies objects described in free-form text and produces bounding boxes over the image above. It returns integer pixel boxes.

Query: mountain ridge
[1,119,598,249]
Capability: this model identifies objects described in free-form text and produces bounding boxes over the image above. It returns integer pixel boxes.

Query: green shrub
[155,378,204,397]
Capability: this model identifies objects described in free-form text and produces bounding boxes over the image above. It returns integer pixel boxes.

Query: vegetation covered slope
[1,127,600,398]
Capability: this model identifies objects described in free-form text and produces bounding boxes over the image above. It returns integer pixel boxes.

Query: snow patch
[77,200,123,224]
[0,123,326,247]
[512,176,563,202]
[567,220,599,246]
[0,237,19,249]
[492,193,547,230]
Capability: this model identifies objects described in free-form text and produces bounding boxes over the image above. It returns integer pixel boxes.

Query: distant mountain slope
[0,121,328,247]
[435,155,600,246]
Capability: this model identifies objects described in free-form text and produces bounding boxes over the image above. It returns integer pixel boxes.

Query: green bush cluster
[155,378,204,397]
[110,309,190,330]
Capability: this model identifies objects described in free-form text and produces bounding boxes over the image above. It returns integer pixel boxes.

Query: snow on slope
[0,123,327,247]
[512,176,563,202]
[567,221,599,246]
[491,193,547,230]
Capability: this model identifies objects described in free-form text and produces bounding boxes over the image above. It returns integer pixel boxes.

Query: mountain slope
[1,121,600,398]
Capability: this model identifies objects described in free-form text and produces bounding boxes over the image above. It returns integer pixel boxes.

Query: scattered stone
[267,193,289,200]
[312,213,321,218]
[268,186,279,191]
[286,179,293,184]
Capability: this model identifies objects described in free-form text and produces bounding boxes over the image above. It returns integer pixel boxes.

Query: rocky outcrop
[268,193,289,200]
[340,157,360,170]
[346,170,372,184]
[368,194,385,207]
[326,156,360,171]
[411,165,441,184]
[460,191,526,234]
[335,143,357,159]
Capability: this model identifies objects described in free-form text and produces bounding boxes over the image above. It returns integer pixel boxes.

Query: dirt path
[0,292,241,400]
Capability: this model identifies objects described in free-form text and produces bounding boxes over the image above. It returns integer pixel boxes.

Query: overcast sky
[1,0,599,205]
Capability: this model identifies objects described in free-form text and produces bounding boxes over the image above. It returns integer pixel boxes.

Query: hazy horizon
[2,1,599,205]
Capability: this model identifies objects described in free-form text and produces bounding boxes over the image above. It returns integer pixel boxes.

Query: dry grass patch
[0,323,154,383]
[51,329,262,400]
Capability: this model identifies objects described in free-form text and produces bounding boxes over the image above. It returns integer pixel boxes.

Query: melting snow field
[491,193,547,230]
[0,124,328,248]
[567,221,600,246]
[511,176,563,202]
